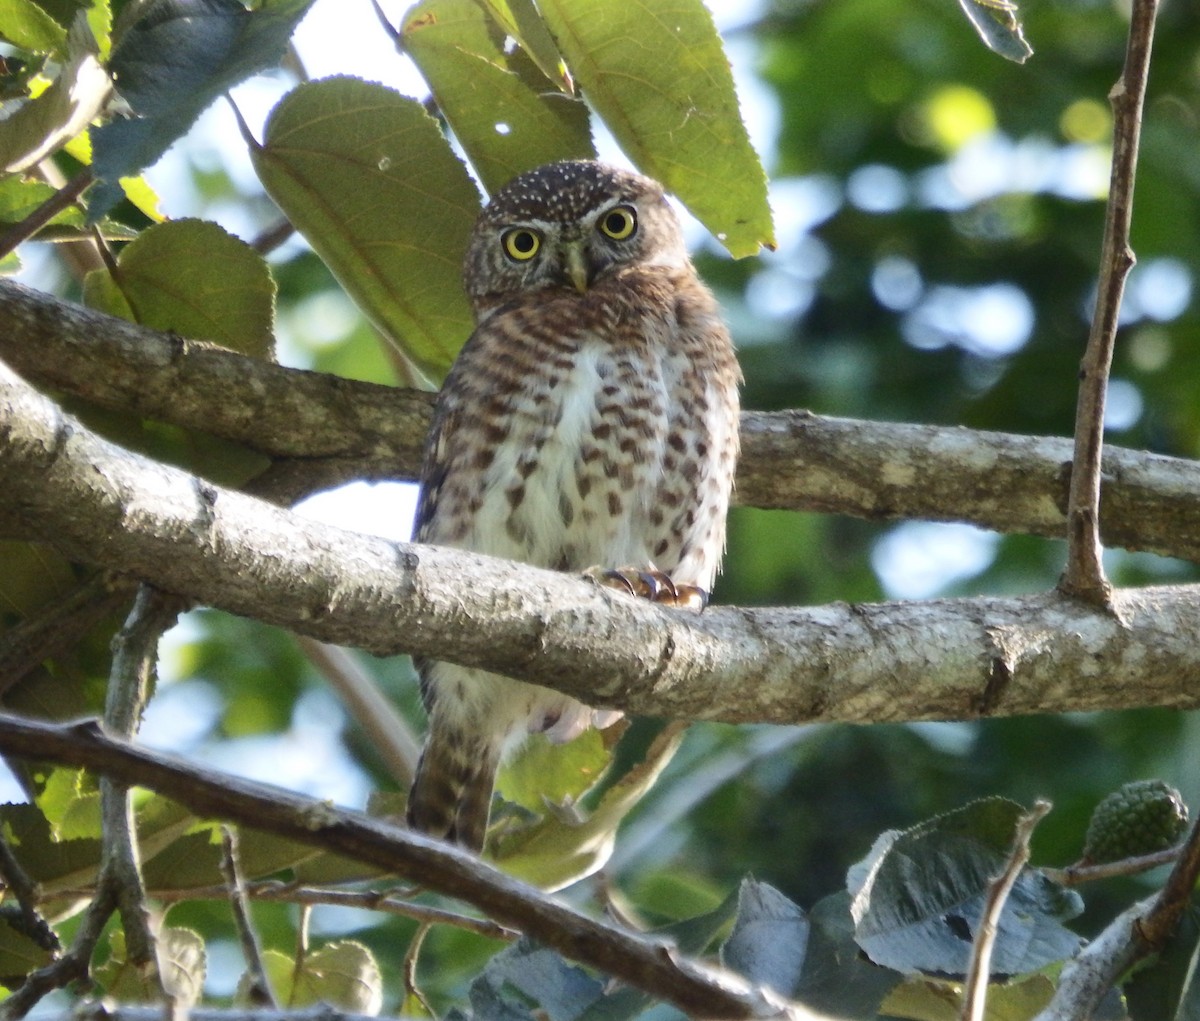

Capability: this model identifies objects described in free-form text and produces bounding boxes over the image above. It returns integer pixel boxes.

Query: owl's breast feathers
[416,265,738,592]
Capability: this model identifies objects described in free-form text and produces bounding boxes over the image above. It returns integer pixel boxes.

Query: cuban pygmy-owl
[406,160,741,851]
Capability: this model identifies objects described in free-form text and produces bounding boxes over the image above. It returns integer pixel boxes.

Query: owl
[406,160,741,851]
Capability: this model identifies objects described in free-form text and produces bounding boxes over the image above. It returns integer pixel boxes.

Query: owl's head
[464,160,688,317]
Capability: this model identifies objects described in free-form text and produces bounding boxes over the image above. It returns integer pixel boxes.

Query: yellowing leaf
[253,77,480,381]
[403,0,594,194]
[0,0,68,53]
[535,0,773,257]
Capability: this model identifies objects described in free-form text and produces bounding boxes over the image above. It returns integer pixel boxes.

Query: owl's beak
[564,244,590,293]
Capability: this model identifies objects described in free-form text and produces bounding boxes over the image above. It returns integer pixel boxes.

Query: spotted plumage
[406,160,740,851]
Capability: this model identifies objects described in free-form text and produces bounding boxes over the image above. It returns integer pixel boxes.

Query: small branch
[1060,0,1160,604]
[142,880,517,941]
[0,714,798,1021]
[59,1005,394,1021]
[222,827,277,1008]
[296,638,420,787]
[0,170,93,260]
[1041,843,1182,886]
[400,922,433,1016]
[1135,813,1200,948]
[0,832,60,953]
[960,800,1051,1021]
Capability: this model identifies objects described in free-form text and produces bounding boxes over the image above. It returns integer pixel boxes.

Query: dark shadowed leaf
[91,0,315,194]
[848,798,1083,978]
[721,878,809,995]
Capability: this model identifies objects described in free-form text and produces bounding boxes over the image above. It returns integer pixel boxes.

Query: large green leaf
[534,0,772,257]
[403,0,594,194]
[82,218,275,357]
[252,76,480,381]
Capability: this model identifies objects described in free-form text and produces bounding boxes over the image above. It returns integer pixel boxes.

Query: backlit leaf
[253,76,480,381]
[535,0,773,257]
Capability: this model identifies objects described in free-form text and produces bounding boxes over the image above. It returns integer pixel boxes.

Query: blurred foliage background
[15,0,1200,1008]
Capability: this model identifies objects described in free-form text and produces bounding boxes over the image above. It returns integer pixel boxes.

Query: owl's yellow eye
[598,205,637,240]
[502,228,541,261]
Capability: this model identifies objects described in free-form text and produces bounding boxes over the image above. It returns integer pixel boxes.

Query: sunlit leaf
[264,941,383,1014]
[37,766,100,840]
[478,0,573,92]
[0,0,68,53]
[403,0,594,194]
[535,0,773,257]
[492,721,684,890]
[252,76,480,381]
[957,0,1033,64]
[98,928,207,1006]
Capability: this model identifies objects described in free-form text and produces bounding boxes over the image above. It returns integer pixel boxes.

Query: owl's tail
[406,728,500,853]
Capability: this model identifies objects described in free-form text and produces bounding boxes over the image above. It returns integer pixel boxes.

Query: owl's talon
[588,567,708,611]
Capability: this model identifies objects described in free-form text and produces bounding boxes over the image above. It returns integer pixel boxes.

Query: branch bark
[0,715,801,1021]
[3,357,1200,726]
[1060,0,1159,603]
[5,280,1200,562]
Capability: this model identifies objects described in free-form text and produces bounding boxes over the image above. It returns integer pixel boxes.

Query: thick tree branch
[3,358,1200,726]
[0,715,801,1021]
[5,280,1200,562]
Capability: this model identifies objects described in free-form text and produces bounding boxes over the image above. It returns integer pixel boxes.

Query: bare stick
[296,638,420,787]
[1059,0,1160,605]
[959,800,1051,1021]
[222,828,277,1008]
[1041,843,1182,886]
[0,170,93,260]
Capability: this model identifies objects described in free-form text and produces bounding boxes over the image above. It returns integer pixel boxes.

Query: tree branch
[0,715,801,1021]
[3,357,1200,726]
[1060,0,1159,603]
[5,280,1200,562]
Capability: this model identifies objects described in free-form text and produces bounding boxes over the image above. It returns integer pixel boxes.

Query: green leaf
[847,798,1083,979]
[0,25,111,173]
[534,0,773,257]
[0,0,68,53]
[0,915,54,984]
[496,726,614,811]
[90,0,316,203]
[82,219,275,356]
[97,927,207,1006]
[0,802,101,892]
[253,76,480,381]
[957,0,1033,64]
[491,722,683,891]
[267,941,383,1013]
[37,766,101,841]
[478,0,573,93]
[403,0,594,194]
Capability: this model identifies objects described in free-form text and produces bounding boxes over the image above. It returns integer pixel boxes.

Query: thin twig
[401,922,434,1016]
[0,170,93,259]
[1135,813,1200,948]
[221,827,277,1008]
[0,713,797,1021]
[296,637,420,787]
[960,800,1051,1021]
[1041,843,1182,886]
[140,880,517,941]
[0,833,60,953]
[1059,0,1160,606]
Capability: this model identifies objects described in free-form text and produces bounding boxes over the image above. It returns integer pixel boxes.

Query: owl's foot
[588,566,709,611]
